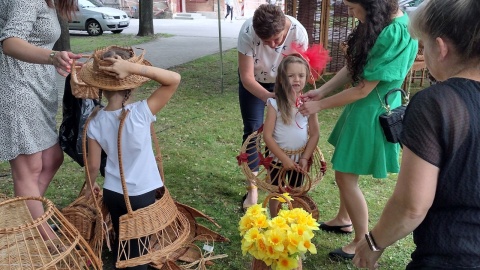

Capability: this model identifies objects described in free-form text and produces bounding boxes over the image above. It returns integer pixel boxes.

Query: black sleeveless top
[402,78,480,269]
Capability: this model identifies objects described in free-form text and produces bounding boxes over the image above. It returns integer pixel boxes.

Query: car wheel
[86,20,103,36]
[111,30,123,34]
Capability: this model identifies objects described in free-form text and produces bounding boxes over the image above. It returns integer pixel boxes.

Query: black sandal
[319,222,353,234]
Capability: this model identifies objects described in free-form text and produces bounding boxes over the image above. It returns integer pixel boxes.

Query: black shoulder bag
[378,88,409,144]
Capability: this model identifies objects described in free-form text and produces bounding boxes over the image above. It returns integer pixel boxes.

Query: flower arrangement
[239,193,319,270]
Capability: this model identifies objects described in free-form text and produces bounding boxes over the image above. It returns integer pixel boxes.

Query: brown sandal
[241,185,258,212]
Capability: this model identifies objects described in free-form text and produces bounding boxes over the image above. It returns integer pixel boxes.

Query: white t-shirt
[237,15,308,83]
[87,100,163,196]
[225,0,233,6]
[267,98,309,161]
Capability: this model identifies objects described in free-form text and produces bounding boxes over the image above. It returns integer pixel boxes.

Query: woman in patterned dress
[298,0,418,260]
[0,0,81,241]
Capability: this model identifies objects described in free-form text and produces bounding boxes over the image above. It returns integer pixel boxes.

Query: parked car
[69,0,130,36]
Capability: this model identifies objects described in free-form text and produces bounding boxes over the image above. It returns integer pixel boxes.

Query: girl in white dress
[263,54,320,216]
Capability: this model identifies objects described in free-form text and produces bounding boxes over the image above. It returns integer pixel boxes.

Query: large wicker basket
[61,105,109,261]
[237,126,327,195]
[0,196,102,269]
[115,110,190,268]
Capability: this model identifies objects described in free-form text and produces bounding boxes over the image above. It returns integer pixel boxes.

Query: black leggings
[103,188,157,270]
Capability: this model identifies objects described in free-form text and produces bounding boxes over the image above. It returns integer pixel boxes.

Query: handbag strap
[117,109,164,216]
[376,87,409,114]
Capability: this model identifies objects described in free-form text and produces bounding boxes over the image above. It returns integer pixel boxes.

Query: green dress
[328,13,418,179]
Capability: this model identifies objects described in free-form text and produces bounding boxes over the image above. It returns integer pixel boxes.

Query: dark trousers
[225,5,233,20]
[238,75,275,170]
[269,161,304,188]
[103,188,156,270]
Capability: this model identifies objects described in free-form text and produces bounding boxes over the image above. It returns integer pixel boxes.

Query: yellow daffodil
[300,239,317,254]
[290,223,314,240]
[285,230,303,254]
[239,193,317,270]
[239,215,254,235]
[268,216,289,230]
[252,213,269,229]
[244,227,261,244]
[265,227,286,252]
[275,255,299,270]
[245,203,266,216]
[271,193,294,203]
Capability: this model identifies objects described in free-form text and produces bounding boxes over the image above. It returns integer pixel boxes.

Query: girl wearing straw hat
[78,46,180,270]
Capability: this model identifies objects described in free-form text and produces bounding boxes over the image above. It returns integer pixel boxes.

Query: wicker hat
[73,46,151,97]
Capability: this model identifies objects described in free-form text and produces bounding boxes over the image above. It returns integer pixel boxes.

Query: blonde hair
[409,0,480,63]
[273,54,310,125]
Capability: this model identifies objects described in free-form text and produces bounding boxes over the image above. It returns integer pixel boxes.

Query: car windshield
[78,0,98,8]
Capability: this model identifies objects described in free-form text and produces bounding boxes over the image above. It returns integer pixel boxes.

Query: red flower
[258,152,273,170]
[236,152,248,165]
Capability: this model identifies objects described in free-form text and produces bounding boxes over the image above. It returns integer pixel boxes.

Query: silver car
[69,0,130,36]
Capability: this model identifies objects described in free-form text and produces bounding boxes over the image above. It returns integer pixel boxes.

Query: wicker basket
[0,196,102,269]
[115,110,190,269]
[237,126,327,194]
[61,105,109,261]
[275,194,319,220]
[70,58,99,100]
[251,258,302,270]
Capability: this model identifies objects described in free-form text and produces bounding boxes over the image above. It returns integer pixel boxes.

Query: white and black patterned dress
[0,0,60,161]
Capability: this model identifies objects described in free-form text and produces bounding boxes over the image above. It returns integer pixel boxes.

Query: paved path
[57,18,245,100]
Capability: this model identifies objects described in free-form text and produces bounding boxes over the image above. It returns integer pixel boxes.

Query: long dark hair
[345,0,399,84]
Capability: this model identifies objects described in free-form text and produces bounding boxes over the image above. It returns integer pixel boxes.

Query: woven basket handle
[151,124,165,183]
[117,110,165,215]
[262,193,293,210]
[82,105,103,209]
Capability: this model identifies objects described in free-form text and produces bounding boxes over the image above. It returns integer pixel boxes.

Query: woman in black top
[353,0,480,269]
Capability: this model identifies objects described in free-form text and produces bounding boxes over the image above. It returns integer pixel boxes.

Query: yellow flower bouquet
[239,193,319,270]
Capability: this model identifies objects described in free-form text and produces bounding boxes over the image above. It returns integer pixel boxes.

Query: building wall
[185,0,214,12]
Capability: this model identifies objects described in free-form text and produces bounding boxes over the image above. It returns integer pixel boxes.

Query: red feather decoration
[290,42,331,83]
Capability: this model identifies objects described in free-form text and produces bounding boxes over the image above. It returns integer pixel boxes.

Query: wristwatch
[49,51,58,65]
[365,231,384,252]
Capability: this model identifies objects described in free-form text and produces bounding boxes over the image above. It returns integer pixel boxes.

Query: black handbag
[59,74,107,175]
[378,88,408,144]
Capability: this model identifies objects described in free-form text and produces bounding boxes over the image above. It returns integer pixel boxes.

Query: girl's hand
[281,158,297,171]
[84,182,101,199]
[299,158,309,172]
[99,55,132,79]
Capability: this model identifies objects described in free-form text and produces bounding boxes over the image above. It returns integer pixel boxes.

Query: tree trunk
[53,14,71,51]
[138,0,154,36]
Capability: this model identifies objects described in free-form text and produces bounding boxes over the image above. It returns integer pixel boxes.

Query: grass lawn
[0,34,425,269]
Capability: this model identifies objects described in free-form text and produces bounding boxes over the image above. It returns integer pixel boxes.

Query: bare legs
[10,143,64,240]
[327,171,368,254]
[243,172,258,209]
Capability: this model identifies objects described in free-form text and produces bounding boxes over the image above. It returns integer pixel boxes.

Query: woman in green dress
[298,0,418,260]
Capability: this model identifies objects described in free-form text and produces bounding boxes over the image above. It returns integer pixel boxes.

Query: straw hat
[73,46,151,97]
